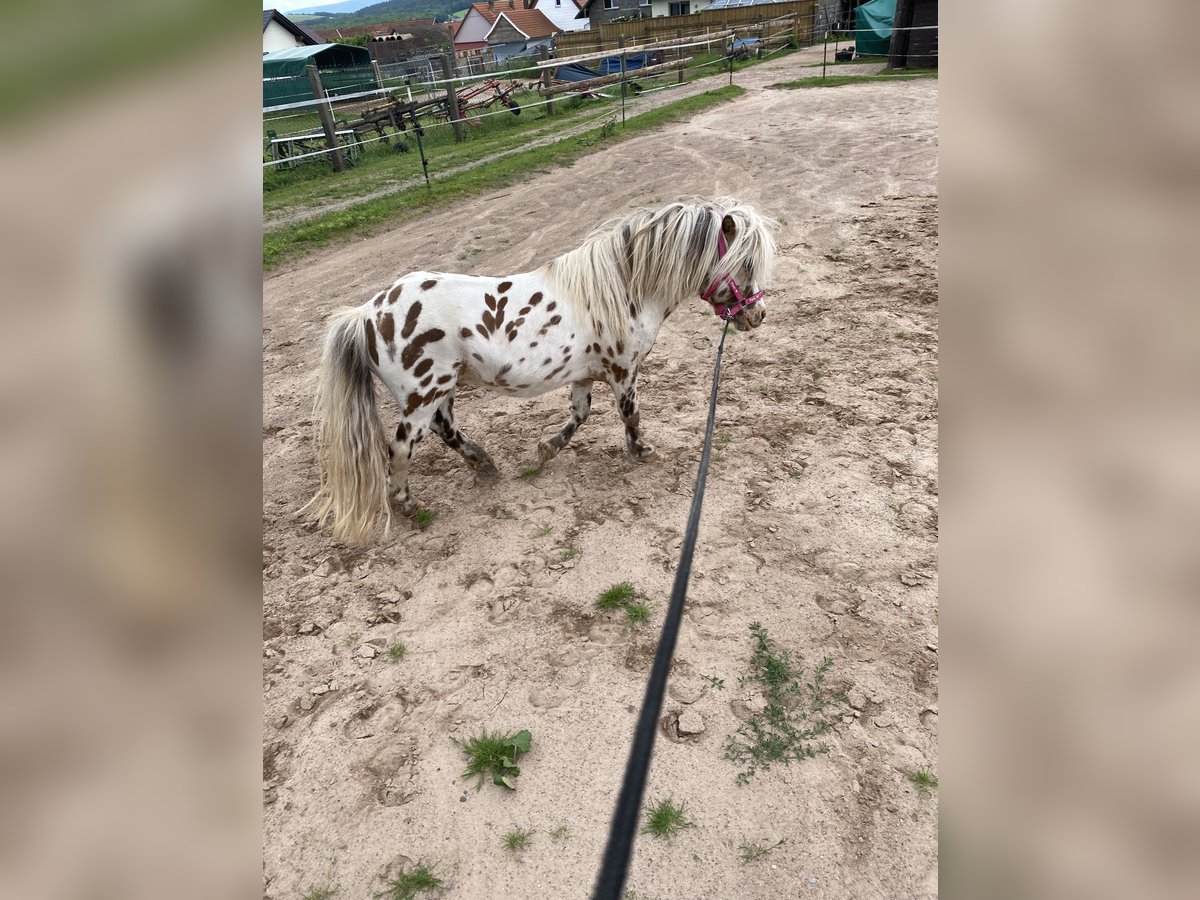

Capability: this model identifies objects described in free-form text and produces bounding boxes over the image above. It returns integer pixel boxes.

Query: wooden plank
[537,58,692,97]
[537,32,731,69]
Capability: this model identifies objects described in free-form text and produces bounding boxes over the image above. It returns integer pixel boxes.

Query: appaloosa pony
[309,198,776,543]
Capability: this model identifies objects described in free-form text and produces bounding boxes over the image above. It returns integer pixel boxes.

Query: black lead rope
[592,318,732,900]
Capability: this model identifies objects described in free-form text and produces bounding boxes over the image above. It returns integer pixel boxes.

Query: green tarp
[855,0,895,57]
[263,43,375,108]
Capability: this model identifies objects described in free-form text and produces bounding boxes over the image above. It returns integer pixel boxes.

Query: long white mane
[542,198,776,340]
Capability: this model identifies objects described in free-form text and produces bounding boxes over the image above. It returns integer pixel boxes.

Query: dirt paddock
[263,48,938,900]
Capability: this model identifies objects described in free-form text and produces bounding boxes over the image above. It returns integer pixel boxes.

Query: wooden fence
[553,1,817,55]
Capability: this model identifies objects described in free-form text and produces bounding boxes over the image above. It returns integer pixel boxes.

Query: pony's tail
[307,308,392,544]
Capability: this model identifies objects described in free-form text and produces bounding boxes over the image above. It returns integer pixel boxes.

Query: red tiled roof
[485,7,559,39]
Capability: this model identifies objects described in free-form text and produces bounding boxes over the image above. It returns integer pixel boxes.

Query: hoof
[395,497,420,517]
[474,459,500,482]
[537,441,559,464]
[633,446,660,463]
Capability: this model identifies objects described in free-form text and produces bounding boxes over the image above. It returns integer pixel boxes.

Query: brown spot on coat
[421,279,438,290]
[404,392,423,415]
[414,359,433,378]
[420,375,433,387]
[436,373,453,384]
[543,357,553,366]
[546,301,557,312]
[401,302,422,339]
[401,328,446,369]
[498,281,513,293]
[528,292,543,306]
[484,293,497,311]
[611,364,629,382]
[518,306,531,316]
[388,284,404,304]
[365,319,379,365]
[461,327,473,339]
[372,292,385,308]
[592,343,602,354]
[482,310,496,333]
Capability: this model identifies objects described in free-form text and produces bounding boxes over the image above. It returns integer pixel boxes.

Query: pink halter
[700,230,764,320]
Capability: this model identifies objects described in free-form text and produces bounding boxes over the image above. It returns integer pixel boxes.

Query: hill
[301,0,469,27]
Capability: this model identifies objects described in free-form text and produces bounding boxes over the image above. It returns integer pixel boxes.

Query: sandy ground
[263,46,938,900]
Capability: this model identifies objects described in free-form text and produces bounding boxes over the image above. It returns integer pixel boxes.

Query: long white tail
[308,308,391,543]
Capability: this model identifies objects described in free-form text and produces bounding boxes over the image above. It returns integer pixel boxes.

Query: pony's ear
[721,214,736,241]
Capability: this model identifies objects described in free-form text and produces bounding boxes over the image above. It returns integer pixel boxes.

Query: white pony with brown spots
[309,198,776,543]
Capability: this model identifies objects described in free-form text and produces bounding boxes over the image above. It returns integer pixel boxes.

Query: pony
[309,198,776,543]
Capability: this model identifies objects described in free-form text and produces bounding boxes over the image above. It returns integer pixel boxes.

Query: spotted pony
[309,199,777,543]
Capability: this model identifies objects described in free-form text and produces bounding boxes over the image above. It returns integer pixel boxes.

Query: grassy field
[263,86,746,271]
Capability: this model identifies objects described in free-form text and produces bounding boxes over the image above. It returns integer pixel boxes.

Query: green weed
[518,467,541,481]
[387,642,407,663]
[739,836,787,863]
[560,547,579,562]
[596,582,636,611]
[624,601,651,627]
[535,524,554,537]
[642,797,695,839]
[452,728,533,790]
[374,863,444,900]
[302,889,337,900]
[724,623,846,783]
[502,828,534,852]
[413,508,436,530]
[549,825,570,841]
[343,632,360,648]
[904,769,938,798]
[702,674,725,691]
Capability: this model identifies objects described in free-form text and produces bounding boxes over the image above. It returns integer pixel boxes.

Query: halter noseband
[700,230,764,320]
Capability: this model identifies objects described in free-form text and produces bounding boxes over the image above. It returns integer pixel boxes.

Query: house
[528,0,591,33]
[262,9,322,54]
[578,0,715,23]
[453,2,561,62]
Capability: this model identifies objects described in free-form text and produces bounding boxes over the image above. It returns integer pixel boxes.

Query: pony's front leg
[538,379,593,463]
[432,395,500,480]
[609,371,658,462]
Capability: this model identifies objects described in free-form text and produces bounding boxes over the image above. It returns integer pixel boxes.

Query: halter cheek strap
[700,231,765,320]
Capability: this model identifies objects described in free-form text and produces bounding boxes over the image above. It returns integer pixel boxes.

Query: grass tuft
[724,623,847,783]
[518,467,541,481]
[374,863,444,900]
[412,508,436,530]
[596,582,636,611]
[387,642,407,663]
[502,827,534,852]
[624,601,651,626]
[303,889,338,900]
[549,824,570,841]
[535,524,554,536]
[739,837,787,863]
[642,797,695,839]
[343,632,360,648]
[452,728,532,790]
[904,769,938,797]
[560,547,579,562]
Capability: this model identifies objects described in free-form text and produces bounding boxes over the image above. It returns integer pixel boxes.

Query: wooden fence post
[792,14,800,49]
[618,36,628,106]
[305,64,344,173]
[676,28,684,84]
[371,59,384,90]
[541,47,555,116]
[441,52,464,143]
[757,16,764,59]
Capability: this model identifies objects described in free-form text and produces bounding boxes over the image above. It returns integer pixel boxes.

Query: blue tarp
[598,54,647,75]
[555,63,602,82]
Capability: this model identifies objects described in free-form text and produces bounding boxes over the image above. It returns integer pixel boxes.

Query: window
[640,0,651,6]
[604,0,617,8]
[556,0,562,5]
[669,1,690,14]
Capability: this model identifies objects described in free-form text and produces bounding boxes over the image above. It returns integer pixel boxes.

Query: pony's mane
[541,199,776,340]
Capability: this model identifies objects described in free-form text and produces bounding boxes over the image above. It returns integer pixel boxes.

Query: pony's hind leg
[431,395,500,479]
[538,379,593,463]
[610,371,658,462]
[388,415,433,516]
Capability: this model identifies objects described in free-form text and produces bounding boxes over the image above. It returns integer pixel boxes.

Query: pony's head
[700,203,777,332]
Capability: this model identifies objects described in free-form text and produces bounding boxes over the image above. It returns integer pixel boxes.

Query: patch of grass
[374,863,444,900]
[624,601,651,627]
[498,508,517,520]
[788,468,805,478]
[642,797,695,839]
[895,330,909,338]
[713,451,727,464]
[535,524,554,537]
[904,769,939,798]
[412,508,436,530]
[769,71,938,90]
[549,825,570,841]
[343,632,361,648]
[518,467,541,481]
[303,889,338,900]
[724,623,846,784]
[387,642,407,663]
[715,433,732,448]
[264,87,746,270]
[502,827,534,852]
[452,728,533,790]
[560,547,579,562]
[702,674,725,691]
[596,581,636,611]
[739,836,787,863]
